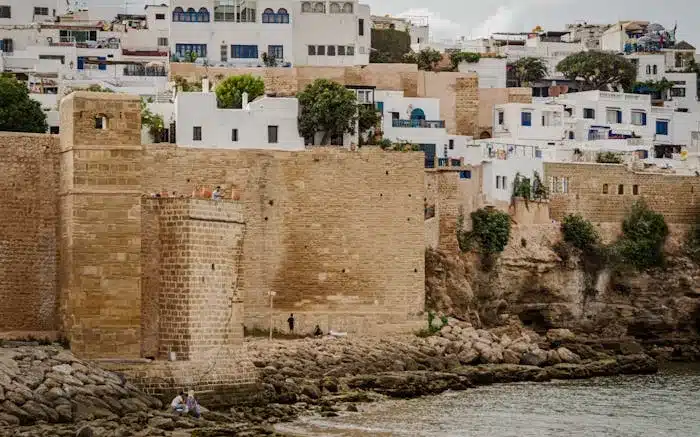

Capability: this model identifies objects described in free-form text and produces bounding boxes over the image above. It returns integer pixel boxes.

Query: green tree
[561,214,600,252]
[614,200,669,270]
[215,74,265,109]
[449,51,481,71]
[370,28,411,63]
[556,51,637,91]
[357,103,380,139]
[297,79,358,145]
[631,78,674,97]
[0,74,47,133]
[510,57,548,86]
[404,48,443,71]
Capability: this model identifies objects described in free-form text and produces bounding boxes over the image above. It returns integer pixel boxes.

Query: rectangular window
[521,111,532,127]
[631,110,647,126]
[606,108,622,124]
[459,170,471,179]
[34,7,48,15]
[157,37,168,46]
[671,87,686,97]
[0,38,12,53]
[267,45,283,60]
[502,176,508,190]
[193,126,202,141]
[603,184,608,194]
[0,5,10,18]
[231,129,238,142]
[327,45,336,56]
[155,13,165,19]
[268,125,278,143]
[618,184,624,195]
[317,45,325,56]
[308,45,316,56]
[496,176,501,189]
[449,139,454,150]
[656,120,669,135]
[175,43,207,58]
[358,18,364,36]
[633,185,639,195]
[347,45,354,56]
[231,44,258,59]
[338,45,345,56]
[39,54,65,64]
[220,44,227,62]
[497,111,504,125]
[583,108,595,119]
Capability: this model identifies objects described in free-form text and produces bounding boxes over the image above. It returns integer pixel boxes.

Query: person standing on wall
[287,314,295,333]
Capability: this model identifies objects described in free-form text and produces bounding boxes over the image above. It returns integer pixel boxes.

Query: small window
[0,38,13,53]
[583,108,595,119]
[497,111,504,125]
[94,115,107,130]
[633,185,639,195]
[646,65,651,74]
[220,44,227,62]
[606,108,622,124]
[459,170,471,179]
[338,45,345,56]
[34,7,48,15]
[358,18,364,36]
[568,131,575,140]
[521,111,532,127]
[0,5,10,18]
[502,176,508,190]
[157,37,168,46]
[603,184,608,194]
[317,45,325,56]
[449,139,454,150]
[231,128,238,142]
[327,45,336,56]
[618,184,624,195]
[155,13,165,20]
[653,65,657,74]
[671,87,686,97]
[193,126,202,141]
[656,120,669,136]
[347,45,354,56]
[496,176,501,189]
[308,45,316,56]
[268,125,278,143]
[631,110,647,126]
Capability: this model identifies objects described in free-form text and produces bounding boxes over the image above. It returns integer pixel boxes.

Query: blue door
[98,56,106,71]
[76,57,84,70]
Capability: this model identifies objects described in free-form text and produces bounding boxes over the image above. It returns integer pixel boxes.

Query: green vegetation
[684,223,700,263]
[297,79,358,145]
[457,208,512,255]
[370,28,411,63]
[631,78,674,96]
[357,103,381,144]
[375,139,421,151]
[173,75,202,92]
[416,311,448,337]
[596,152,623,164]
[140,99,165,141]
[561,214,600,252]
[512,171,548,209]
[0,74,48,133]
[556,51,637,91]
[449,51,481,71]
[509,57,548,86]
[403,48,443,71]
[613,200,669,270]
[215,74,265,109]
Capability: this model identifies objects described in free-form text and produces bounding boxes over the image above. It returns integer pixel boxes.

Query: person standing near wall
[287,314,295,333]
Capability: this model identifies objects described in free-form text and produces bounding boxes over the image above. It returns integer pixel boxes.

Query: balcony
[392,119,445,128]
[122,49,168,57]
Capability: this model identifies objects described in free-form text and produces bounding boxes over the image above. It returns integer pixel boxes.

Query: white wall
[175,91,304,150]
[627,53,665,81]
[601,27,624,52]
[458,57,506,89]
[479,142,544,203]
[0,0,64,25]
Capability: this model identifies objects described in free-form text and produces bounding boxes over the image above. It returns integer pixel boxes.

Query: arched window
[198,7,209,21]
[410,108,426,120]
[262,7,274,22]
[646,65,651,74]
[312,2,325,13]
[342,2,353,13]
[301,1,311,12]
[330,2,341,13]
[185,7,195,21]
[653,64,658,74]
[172,6,184,21]
[277,8,289,23]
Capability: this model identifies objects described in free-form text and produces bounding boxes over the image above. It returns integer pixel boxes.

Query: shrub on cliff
[614,200,668,270]
[457,208,511,255]
[685,224,700,263]
[561,214,599,252]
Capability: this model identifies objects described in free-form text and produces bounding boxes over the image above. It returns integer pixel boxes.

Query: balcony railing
[392,119,446,128]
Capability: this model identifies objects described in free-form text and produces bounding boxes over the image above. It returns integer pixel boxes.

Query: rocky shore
[0,321,666,437]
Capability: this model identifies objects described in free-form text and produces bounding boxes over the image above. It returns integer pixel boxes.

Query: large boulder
[546,329,576,342]
[556,347,581,363]
[521,349,548,367]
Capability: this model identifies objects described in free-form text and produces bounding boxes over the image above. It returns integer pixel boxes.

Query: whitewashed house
[175,84,304,150]
[457,57,506,89]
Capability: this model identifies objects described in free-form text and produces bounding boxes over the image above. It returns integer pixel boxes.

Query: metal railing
[392,119,445,128]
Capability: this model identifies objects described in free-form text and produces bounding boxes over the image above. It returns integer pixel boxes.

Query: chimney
[242,91,249,108]
[202,77,209,93]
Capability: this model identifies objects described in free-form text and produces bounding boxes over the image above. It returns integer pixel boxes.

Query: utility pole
[268,291,276,341]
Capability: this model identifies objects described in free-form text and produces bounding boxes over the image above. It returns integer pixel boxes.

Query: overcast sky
[363,0,699,46]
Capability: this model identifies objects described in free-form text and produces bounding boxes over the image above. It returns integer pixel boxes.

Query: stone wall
[141,198,246,360]
[0,133,60,334]
[142,146,426,335]
[544,162,700,224]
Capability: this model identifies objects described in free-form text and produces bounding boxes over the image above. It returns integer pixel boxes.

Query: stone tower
[59,92,143,359]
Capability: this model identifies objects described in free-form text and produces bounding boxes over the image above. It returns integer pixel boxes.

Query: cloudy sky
[363,0,699,46]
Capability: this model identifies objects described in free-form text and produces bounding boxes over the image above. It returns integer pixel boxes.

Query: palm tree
[510,57,548,87]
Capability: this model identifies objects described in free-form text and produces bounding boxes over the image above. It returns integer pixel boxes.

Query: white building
[169,0,370,67]
[175,85,305,150]
[458,57,506,89]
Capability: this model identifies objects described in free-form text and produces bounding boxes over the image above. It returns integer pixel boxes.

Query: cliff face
[426,225,700,342]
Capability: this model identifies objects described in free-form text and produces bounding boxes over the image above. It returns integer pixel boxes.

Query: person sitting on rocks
[212,186,223,201]
[186,390,201,418]
[170,391,187,414]
[314,325,323,337]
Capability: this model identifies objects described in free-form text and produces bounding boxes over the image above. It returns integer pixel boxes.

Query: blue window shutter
[521,112,531,126]
[617,110,622,124]
[641,112,647,126]
[98,57,106,70]
[77,57,84,70]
